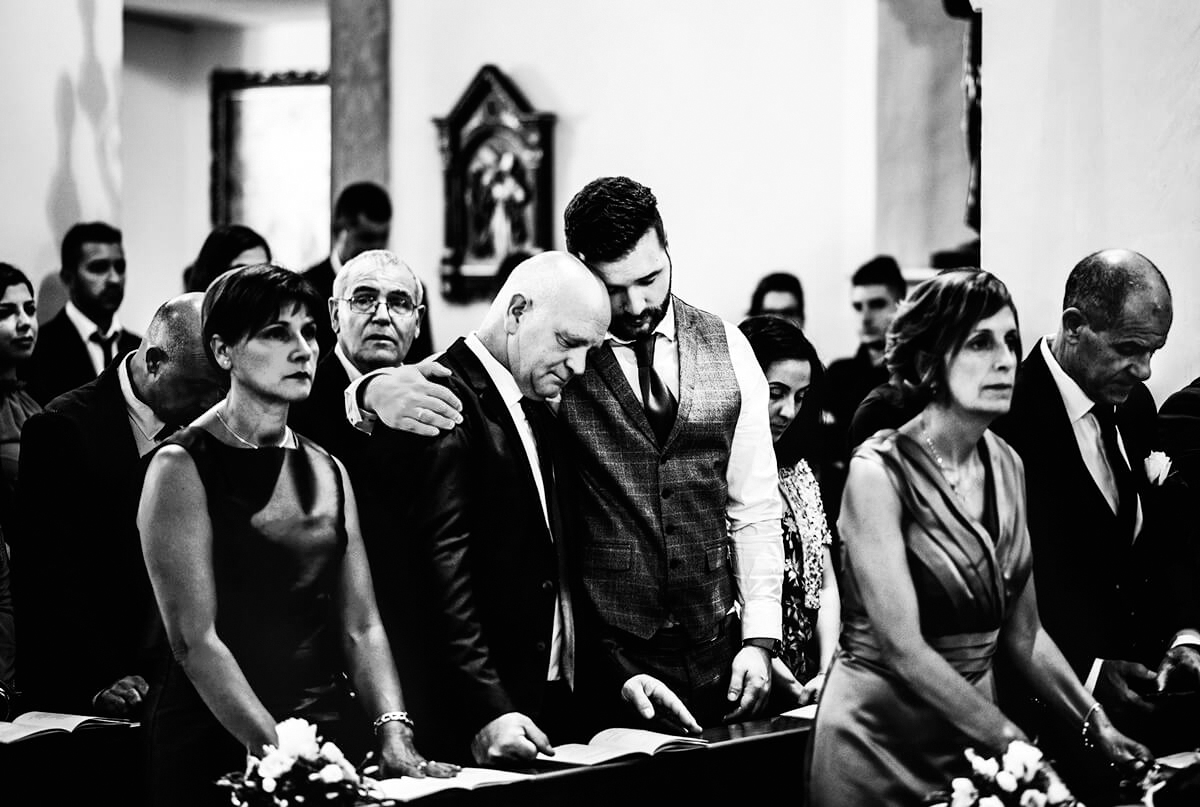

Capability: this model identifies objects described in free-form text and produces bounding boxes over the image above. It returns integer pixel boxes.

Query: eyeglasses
[340,292,421,318]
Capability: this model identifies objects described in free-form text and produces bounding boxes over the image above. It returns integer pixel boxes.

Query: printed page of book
[0,722,54,744]
[539,727,708,766]
[778,704,818,720]
[374,767,532,801]
[14,711,134,731]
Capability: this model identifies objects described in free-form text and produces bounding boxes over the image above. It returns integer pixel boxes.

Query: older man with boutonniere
[990,249,1200,800]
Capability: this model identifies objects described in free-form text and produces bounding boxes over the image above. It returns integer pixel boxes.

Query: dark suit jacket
[24,308,140,405]
[992,340,1196,677]
[12,360,160,713]
[288,354,364,485]
[366,337,563,761]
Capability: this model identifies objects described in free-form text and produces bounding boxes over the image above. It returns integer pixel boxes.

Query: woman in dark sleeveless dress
[807,270,1151,806]
[138,264,457,806]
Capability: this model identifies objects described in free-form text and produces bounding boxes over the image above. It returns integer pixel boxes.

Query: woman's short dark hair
[201,264,323,372]
[187,225,272,293]
[0,263,34,298]
[738,314,825,466]
[748,272,805,322]
[885,268,1020,406]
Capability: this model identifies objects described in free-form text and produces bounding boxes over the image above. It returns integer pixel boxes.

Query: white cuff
[1171,629,1200,648]
[1083,658,1104,693]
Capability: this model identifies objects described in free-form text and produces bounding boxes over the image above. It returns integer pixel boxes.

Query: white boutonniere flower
[1144,451,1172,486]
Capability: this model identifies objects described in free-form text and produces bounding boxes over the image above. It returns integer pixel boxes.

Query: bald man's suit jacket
[991,341,1198,677]
[13,357,160,714]
[366,337,567,762]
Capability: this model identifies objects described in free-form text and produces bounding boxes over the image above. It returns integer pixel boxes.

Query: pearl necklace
[921,416,967,492]
[215,409,290,450]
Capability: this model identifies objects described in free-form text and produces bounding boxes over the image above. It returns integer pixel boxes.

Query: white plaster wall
[391,0,878,364]
[122,15,329,333]
[0,1,123,322]
[984,0,1200,404]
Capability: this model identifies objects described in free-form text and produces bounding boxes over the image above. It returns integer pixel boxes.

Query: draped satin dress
[807,429,1032,806]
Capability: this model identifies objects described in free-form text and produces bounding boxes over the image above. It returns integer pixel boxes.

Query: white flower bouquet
[217,718,392,806]
[926,741,1081,807]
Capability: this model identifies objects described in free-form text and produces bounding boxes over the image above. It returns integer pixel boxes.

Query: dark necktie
[518,396,575,686]
[632,334,677,446]
[1092,404,1137,540]
[90,331,117,368]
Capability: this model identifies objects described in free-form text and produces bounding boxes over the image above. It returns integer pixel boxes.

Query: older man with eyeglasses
[290,249,460,506]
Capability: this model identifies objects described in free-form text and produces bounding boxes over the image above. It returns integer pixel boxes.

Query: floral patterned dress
[778,459,832,681]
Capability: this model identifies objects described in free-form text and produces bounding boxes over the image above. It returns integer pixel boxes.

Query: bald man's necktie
[1093,404,1137,541]
[519,396,575,687]
[632,334,676,446]
[90,331,117,368]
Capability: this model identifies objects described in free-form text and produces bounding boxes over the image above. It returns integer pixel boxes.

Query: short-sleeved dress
[807,429,1033,806]
[145,427,357,806]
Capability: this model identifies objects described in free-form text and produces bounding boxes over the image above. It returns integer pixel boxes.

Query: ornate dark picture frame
[435,65,556,302]
[210,69,331,271]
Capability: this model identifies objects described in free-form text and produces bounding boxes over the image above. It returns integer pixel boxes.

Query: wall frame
[435,65,556,302]
[210,69,331,272]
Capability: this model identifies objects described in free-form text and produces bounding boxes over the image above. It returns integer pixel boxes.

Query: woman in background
[185,224,272,293]
[139,264,456,806]
[807,269,1150,805]
[0,262,39,708]
[747,271,805,330]
[739,315,839,707]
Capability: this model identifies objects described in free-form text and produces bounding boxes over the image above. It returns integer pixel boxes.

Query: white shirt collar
[607,298,677,346]
[117,353,166,440]
[333,343,364,382]
[1040,335,1099,424]
[464,331,524,409]
[64,300,122,343]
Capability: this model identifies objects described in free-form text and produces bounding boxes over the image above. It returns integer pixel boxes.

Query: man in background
[304,182,434,362]
[290,249,425,499]
[26,222,141,404]
[15,293,226,718]
[816,255,906,515]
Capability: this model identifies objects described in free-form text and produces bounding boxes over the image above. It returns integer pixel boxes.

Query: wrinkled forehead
[344,262,418,296]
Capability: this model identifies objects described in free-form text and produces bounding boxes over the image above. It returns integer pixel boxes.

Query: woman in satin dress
[807,269,1151,806]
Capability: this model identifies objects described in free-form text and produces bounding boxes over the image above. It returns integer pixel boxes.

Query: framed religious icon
[435,65,556,302]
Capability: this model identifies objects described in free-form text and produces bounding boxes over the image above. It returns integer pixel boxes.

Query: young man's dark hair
[61,221,122,275]
[851,254,905,302]
[333,182,392,229]
[563,176,667,264]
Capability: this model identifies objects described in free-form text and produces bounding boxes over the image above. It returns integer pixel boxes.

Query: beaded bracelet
[373,711,415,733]
[1081,702,1104,748]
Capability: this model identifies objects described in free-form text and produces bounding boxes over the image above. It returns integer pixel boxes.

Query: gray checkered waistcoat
[558,296,740,642]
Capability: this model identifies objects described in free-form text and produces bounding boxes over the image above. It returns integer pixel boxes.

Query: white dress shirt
[117,354,167,458]
[64,301,125,376]
[606,301,784,642]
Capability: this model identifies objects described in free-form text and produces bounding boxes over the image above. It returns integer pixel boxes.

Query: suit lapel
[444,339,553,546]
[1020,344,1132,546]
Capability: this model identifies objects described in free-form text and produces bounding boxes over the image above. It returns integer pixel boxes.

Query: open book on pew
[0,711,137,744]
[537,727,708,766]
[374,767,532,801]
